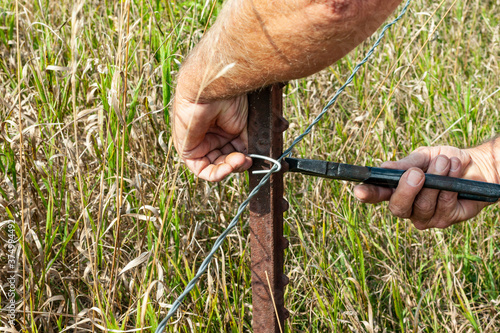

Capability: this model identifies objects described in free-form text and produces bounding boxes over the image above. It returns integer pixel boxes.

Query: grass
[0,0,499,332]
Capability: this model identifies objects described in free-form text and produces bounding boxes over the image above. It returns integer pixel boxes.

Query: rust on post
[248,84,289,333]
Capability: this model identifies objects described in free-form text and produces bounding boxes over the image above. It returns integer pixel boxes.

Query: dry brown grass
[0,0,499,332]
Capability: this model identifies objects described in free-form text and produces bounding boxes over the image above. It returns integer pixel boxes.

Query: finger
[186,152,252,182]
[423,157,461,228]
[434,157,490,227]
[206,149,223,164]
[410,155,451,226]
[221,143,236,155]
[185,156,214,179]
[185,158,232,182]
[202,152,252,180]
[230,152,253,172]
[231,136,248,154]
[381,150,431,171]
[212,152,252,170]
[353,184,394,203]
[216,136,248,157]
[387,168,425,219]
[380,146,452,172]
[181,132,235,159]
[431,157,488,228]
[198,163,234,182]
[454,198,489,225]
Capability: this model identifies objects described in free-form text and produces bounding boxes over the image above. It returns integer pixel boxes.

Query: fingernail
[407,170,423,186]
[450,158,460,172]
[353,186,366,202]
[435,156,448,173]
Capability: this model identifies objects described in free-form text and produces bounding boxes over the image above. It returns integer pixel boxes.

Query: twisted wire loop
[249,154,282,174]
[155,1,411,331]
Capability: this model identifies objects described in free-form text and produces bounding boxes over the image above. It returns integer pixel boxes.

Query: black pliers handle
[284,157,500,203]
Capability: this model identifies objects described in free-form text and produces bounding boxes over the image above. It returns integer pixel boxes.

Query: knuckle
[413,197,435,215]
[389,203,409,218]
[438,192,456,206]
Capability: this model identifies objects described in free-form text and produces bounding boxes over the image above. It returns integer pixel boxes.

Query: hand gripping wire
[155,0,411,331]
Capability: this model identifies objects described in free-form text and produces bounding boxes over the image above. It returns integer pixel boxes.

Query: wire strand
[155,1,411,331]
[249,154,282,174]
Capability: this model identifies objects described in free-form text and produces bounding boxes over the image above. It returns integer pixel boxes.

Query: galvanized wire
[155,0,411,331]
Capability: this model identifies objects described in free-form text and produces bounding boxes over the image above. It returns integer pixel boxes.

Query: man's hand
[354,145,500,229]
[173,0,404,181]
[173,91,252,182]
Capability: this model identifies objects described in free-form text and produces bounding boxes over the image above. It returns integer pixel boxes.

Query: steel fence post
[248,84,289,333]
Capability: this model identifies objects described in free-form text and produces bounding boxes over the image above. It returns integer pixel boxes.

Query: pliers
[284,157,500,203]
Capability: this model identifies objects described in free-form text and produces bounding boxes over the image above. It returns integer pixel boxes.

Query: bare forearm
[177,0,403,101]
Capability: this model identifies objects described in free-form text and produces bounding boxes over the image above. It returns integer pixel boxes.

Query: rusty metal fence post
[248,84,289,333]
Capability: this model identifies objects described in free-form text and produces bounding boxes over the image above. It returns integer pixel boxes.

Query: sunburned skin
[172,0,500,229]
[354,143,500,229]
[173,0,404,182]
[176,0,404,101]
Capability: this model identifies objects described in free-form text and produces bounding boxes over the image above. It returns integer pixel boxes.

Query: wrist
[175,31,226,103]
[175,0,251,102]
[175,68,204,104]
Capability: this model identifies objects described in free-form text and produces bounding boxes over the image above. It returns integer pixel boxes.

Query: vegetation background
[0,0,499,332]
